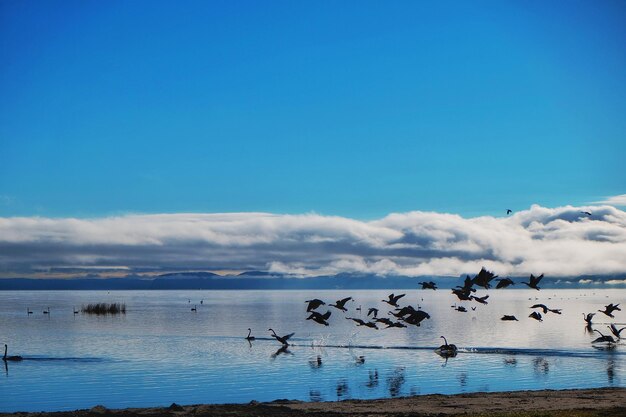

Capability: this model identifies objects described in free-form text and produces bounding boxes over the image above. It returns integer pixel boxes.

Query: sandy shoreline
[2,388,625,417]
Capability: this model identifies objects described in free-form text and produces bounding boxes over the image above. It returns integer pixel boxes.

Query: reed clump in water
[81,303,126,315]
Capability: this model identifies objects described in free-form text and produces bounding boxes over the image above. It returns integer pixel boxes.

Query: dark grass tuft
[81,303,126,315]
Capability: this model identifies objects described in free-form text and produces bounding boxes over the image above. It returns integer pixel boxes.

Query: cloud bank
[1,204,626,277]
[593,194,626,207]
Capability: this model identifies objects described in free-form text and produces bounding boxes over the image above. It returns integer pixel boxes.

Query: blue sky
[1,0,625,219]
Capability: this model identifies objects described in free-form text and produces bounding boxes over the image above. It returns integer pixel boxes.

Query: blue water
[0,289,624,412]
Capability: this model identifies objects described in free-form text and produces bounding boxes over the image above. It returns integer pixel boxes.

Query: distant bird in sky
[501,315,519,321]
[245,328,255,341]
[529,311,543,321]
[591,330,615,344]
[598,303,621,318]
[367,308,379,318]
[530,304,561,314]
[580,211,592,216]
[307,310,331,326]
[506,209,513,215]
[330,297,353,312]
[402,310,431,326]
[3,345,22,362]
[418,281,437,290]
[583,312,595,325]
[305,299,325,312]
[495,278,515,289]
[608,324,625,339]
[522,273,543,290]
[382,293,406,307]
[454,306,467,313]
[268,328,295,346]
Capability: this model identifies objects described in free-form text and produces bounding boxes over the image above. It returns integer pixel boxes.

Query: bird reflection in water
[366,369,379,388]
[607,360,615,384]
[458,372,468,388]
[386,367,406,397]
[503,357,518,367]
[309,390,322,402]
[532,357,550,375]
[308,355,322,369]
[336,379,349,399]
[271,345,293,359]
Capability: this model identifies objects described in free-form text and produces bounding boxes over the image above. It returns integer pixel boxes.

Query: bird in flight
[418,281,437,290]
[598,303,621,318]
[529,311,543,321]
[580,211,592,216]
[501,315,518,321]
[382,293,406,307]
[329,297,353,312]
[306,310,331,326]
[522,273,543,290]
[495,278,515,289]
[506,209,513,215]
[268,329,295,346]
[530,304,561,314]
[367,308,379,319]
[305,299,325,312]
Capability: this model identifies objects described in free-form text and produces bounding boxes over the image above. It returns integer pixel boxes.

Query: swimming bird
[305,299,325,312]
[501,315,519,321]
[329,297,353,312]
[418,281,437,290]
[43,307,50,315]
[608,324,625,339]
[27,308,33,315]
[592,330,616,344]
[472,267,497,289]
[522,273,543,290]
[73,307,79,315]
[268,328,295,346]
[529,311,543,321]
[307,310,331,326]
[583,312,595,325]
[382,293,405,307]
[191,305,197,312]
[245,328,255,341]
[495,278,515,289]
[598,303,621,318]
[367,308,379,319]
[530,304,561,314]
[3,345,22,362]
[346,317,378,329]
[435,336,458,357]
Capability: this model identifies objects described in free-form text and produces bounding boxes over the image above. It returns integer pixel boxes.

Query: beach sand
[2,388,625,417]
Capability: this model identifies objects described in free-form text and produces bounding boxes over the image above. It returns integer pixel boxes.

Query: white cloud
[592,194,626,207]
[605,279,626,285]
[1,204,626,277]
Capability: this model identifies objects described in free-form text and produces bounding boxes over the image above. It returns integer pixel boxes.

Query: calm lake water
[0,289,624,412]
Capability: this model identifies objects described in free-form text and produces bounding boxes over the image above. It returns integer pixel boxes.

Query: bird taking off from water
[522,273,543,290]
[268,329,295,346]
[583,313,595,325]
[591,330,615,344]
[608,324,625,339]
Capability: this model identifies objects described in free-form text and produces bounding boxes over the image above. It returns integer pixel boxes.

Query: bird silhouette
[305,299,325,312]
[592,330,615,344]
[191,305,197,312]
[580,211,592,216]
[522,273,543,290]
[472,267,497,289]
[529,311,543,321]
[307,310,332,326]
[27,308,33,315]
[418,281,437,290]
[245,328,255,341]
[367,308,379,318]
[3,345,22,362]
[330,297,353,312]
[506,209,513,215]
[435,336,458,357]
[501,315,519,321]
[346,317,378,329]
[495,278,515,289]
[608,324,625,339]
[43,307,50,315]
[598,303,621,318]
[382,293,406,307]
[583,312,595,325]
[268,329,295,346]
[530,304,561,314]
[471,295,489,305]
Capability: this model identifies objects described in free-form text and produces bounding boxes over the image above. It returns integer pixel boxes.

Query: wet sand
[2,388,625,417]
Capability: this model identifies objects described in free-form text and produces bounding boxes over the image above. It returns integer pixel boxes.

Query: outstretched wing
[282,332,295,341]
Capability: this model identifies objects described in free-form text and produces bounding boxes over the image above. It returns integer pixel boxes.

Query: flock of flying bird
[245,267,624,357]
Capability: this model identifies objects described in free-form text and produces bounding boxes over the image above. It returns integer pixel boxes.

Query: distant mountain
[0,272,624,290]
